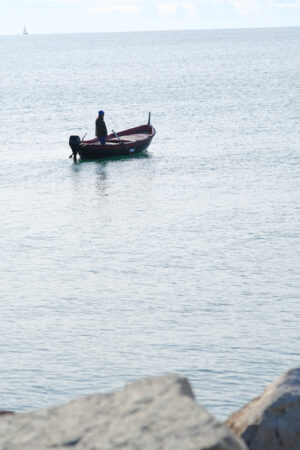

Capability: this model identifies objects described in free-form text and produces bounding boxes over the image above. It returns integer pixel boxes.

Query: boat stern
[69,135,81,158]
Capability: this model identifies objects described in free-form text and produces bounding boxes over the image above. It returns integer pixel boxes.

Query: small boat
[69,113,155,160]
[23,26,28,35]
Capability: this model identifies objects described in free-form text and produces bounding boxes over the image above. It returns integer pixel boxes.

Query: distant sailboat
[23,26,28,35]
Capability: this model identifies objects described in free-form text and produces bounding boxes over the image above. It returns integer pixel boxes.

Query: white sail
[23,26,28,35]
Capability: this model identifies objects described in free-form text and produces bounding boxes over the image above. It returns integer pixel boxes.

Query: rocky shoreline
[0,368,299,449]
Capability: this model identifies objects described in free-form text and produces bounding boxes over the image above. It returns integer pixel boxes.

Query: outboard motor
[69,135,81,160]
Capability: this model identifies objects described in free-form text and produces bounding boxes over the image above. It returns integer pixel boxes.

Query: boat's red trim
[83,124,155,146]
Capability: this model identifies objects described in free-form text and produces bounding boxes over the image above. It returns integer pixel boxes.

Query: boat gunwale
[81,124,155,149]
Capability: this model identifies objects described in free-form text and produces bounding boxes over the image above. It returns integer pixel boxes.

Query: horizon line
[1,24,299,37]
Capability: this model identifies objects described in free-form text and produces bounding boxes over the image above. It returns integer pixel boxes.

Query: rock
[226,368,300,449]
[0,374,247,450]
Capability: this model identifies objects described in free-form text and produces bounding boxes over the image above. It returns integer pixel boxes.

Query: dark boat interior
[82,125,154,147]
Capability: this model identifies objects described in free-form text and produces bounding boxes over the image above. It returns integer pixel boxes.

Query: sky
[0,0,299,35]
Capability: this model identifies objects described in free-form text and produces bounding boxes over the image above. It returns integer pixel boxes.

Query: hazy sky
[0,0,299,34]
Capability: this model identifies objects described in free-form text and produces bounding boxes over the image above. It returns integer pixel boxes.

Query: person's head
[98,110,104,117]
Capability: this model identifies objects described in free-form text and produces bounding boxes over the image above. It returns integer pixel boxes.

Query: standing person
[95,110,108,145]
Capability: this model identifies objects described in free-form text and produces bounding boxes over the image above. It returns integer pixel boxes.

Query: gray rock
[0,374,246,450]
[226,368,300,450]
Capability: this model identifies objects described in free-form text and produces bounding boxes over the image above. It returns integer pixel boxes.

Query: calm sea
[0,27,299,420]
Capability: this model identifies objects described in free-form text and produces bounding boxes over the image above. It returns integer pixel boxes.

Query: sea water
[0,27,299,419]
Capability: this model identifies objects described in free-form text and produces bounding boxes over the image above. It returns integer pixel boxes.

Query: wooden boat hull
[69,124,155,160]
